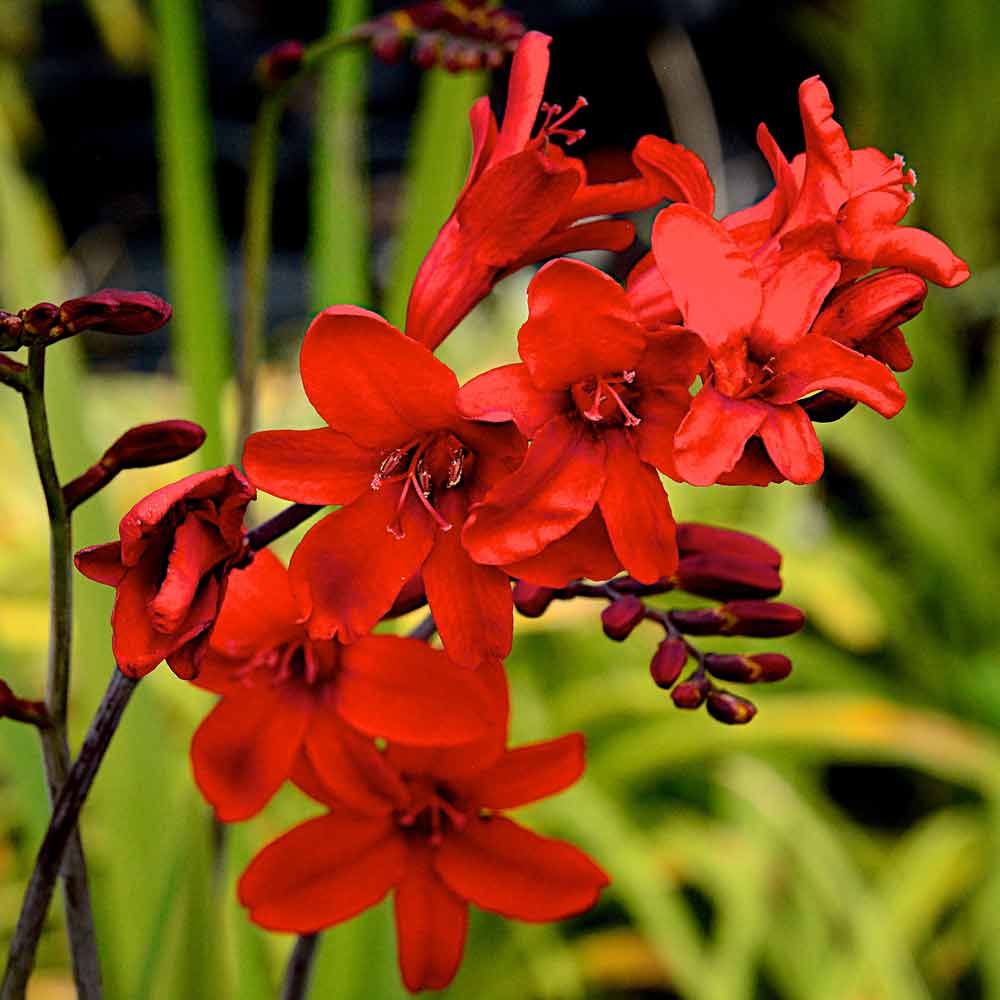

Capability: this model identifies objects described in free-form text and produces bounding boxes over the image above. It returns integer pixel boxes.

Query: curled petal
[758,404,824,484]
[863,226,971,287]
[491,31,551,163]
[74,541,125,587]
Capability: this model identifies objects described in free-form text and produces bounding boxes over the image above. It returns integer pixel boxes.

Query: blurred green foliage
[1,0,998,998]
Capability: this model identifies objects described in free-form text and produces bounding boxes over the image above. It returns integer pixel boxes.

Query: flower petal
[435,816,609,922]
[462,415,607,565]
[503,219,635,275]
[239,813,404,933]
[300,306,459,448]
[395,844,469,993]
[456,364,564,437]
[467,733,585,810]
[625,252,681,327]
[243,428,375,505]
[518,259,645,391]
[74,541,125,587]
[758,404,824,484]
[191,690,311,822]
[652,204,762,353]
[864,226,971,288]
[674,384,768,487]
[337,635,494,746]
[290,489,435,644]
[598,430,677,583]
[491,31,550,163]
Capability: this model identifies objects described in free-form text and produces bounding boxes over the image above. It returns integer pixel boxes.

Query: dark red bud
[257,40,306,90]
[412,34,442,68]
[800,391,858,423]
[706,690,757,725]
[484,46,505,69]
[704,653,758,682]
[674,553,782,600]
[58,289,172,336]
[668,608,727,635]
[441,40,483,72]
[0,680,49,727]
[371,28,407,63]
[513,581,555,618]
[601,595,646,640]
[676,523,782,568]
[671,673,710,709]
[750,653,792,682]
[649,638,687,689]
[19,302,60,336]
[0,310,23,349]
[719,600,805,637]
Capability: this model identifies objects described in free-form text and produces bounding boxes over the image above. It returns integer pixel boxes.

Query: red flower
[243,306,525,669]
[190,549,505,821]
[74,466,255,679]
[239,729,607,993]
[652,204,907,486]
[406,30,715,350]
[457,258,705,585]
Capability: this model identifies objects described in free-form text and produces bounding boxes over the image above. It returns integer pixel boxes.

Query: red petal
[239,813,404,932]
[652,205,762,353]
[716,439,784,487]
[503,508,621,587]
[74,541,125,587]
[300,306,459,448]
[337,635,494,746]
[191,690,311,822]
[864,226,971,288]
[503,219,635,275]
[395,844,469,993]
[674,385,768,486]
[434,816,609,921]
[423,493,513,669]
[466,733,585,810]
[758,403,824,484]
[752,249,841,357]
[626,252,681,327]
[598,430,677,583]
[462,416,607,565]
[461,97,498,195]
[243,428,375,505]
[763,335,906,417]
[289,489,435,643]
[859,327,913,371]
[519,260,645,391]
[305,711,407,815]
[456,364,564,437]
[491,31,551,162]
[634,386,695,481]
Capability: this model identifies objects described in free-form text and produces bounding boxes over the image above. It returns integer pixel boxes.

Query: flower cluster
[68,29,966,994]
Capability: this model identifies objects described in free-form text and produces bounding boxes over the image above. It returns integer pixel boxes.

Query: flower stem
[2,670,139,999]
[20,344,102,997]
[280,933,320,1000]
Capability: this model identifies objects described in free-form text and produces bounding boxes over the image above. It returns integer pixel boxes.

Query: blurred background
[1,1,998,997]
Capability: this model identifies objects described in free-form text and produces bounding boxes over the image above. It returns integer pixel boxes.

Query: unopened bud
[601,595,645,640]
[0,310,23,349]
[441,40,482,72]
[719,600,805,638]
[674,553,782,600]
[676,522,782,568]
[706,690,757,725]
[257,40,306,90]
[751,653,792,682]
[20,302,60,336]
[668,607,726,635]
[513,581,555,618]
[800,391,858,423]
[412,33,442,68]
[57,289,172,338]
[649,638,687,689]
[671,673,710,709]
[371,28,406,63]
[705,652,792,684]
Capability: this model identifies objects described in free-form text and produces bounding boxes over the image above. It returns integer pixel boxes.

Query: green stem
[20,345,102,997]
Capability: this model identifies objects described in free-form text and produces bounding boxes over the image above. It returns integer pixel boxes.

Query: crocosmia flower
[406,29,715,350]
[239,728,607,993]
[243,305,525,669]
[652,204,907,486]
[190,550,504,821]
[457,258,705,585]
[74,466,255,679]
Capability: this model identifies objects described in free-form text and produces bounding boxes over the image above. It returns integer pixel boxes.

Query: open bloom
[74,466,255,679]
[240,728,607,992]
[406,29,715,349]
[653,204,907,486]
[190,549,504,821]
[457,258,705,585]
[243,306,525,668]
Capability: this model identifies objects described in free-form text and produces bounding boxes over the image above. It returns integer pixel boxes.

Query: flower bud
[671,673,710,709]
[257,40,306,90]
[676,523,782,568]
[705,652,793,683]
[513,580,555,618]
[58,289,172,337]
[601,595,645,640]
[412,33,442,68]
[668,608,726,635]
[0,679,48,727]
[674,553,782,600]
[371,28,407,63]
[19,302,60,336]
[706,690,757,725]
[649,638,687,689]
[800,391,858,423]
[751,653,792,682]
[719,600,805,637]
[0,310,23,349]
